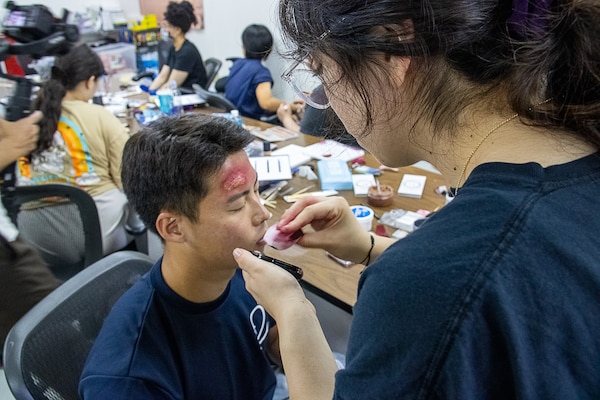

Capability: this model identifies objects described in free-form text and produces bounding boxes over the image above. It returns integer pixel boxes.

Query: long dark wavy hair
[278,0,600,147]
[31,44,106,156]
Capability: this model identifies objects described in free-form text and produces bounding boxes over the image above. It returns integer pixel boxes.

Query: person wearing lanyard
[233,0,600,398]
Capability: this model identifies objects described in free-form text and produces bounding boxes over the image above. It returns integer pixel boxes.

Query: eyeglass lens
[286,64,329,109]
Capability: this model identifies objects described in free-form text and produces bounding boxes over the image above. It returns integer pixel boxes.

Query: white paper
[397,174,427,198]
[249,156,292,181]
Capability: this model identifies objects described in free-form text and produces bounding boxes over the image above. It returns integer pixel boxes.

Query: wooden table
[128,103,448,312]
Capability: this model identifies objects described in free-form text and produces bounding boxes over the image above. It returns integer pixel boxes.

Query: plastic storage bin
[92,43,137,92]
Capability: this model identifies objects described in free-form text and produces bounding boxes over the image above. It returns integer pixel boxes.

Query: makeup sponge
[264,224,303,250]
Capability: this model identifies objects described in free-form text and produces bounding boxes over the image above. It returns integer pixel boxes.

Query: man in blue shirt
[79,114,280,399]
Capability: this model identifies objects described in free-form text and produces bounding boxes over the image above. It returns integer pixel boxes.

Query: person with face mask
[149,1,207,92]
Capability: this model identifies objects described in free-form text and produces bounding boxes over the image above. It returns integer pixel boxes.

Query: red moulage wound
[263,224,303,250]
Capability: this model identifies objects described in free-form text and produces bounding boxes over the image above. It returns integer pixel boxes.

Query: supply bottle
[230,109,243,126]
[169,80,183,115]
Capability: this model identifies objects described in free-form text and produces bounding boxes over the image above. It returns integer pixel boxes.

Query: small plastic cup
[350,205,374,232]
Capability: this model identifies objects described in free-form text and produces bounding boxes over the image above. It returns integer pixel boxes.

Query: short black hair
[164,1,197,33]
[242,24,273,60]
[121,114,254,234]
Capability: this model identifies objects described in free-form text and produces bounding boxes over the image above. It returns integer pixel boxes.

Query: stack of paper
[303,140,364,162]
[271,144,313,168]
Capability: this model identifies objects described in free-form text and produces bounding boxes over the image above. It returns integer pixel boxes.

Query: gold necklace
[453,112,519,196]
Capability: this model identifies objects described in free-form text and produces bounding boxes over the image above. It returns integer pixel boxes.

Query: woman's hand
[233,248,311,320]
[277,196,373,263]
[291,100,306,120]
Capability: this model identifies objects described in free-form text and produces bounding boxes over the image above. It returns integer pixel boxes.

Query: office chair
[2,250,154,400]
[214,57,240,93]
[192,83,237,112]
[203,57,222,90]
[7,183,103,281]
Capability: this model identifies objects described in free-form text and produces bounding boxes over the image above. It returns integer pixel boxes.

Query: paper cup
[157,89,173,115]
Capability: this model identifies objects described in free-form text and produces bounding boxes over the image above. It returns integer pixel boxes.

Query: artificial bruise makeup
[251,251,303,280]
[220,153,256,194]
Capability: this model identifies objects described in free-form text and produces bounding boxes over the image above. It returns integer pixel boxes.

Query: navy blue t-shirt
[225,58,274,120]
[335,153,600,399]
[79,261,276,399]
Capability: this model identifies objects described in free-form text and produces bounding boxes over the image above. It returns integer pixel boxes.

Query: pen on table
[251,251,303,280]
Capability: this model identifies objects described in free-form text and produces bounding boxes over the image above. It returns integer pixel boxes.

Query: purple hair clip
[507,0,553,39]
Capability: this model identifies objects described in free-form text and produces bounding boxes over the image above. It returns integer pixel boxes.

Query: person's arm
[148,65,171,91]
[266,325,283,370]
[0,111,42,170]
[256,82,287,112]
[277,104,300,132]
[277,196,395,264]
[233,248,337,400]
[163,69,189,88]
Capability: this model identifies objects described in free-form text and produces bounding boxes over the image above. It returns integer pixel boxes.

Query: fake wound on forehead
[221,164,255,193]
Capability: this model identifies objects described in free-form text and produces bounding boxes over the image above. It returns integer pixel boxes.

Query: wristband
[359,234,375,266]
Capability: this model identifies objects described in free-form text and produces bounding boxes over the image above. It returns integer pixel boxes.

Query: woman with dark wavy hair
[149,0,207,91]
[233,0,600,398]
[17,44,134,263]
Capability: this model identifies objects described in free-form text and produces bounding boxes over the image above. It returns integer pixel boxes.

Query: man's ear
[156,212,185,243]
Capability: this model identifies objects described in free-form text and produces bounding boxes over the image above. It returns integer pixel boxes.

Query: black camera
[3,2,57,42]
[1,1,79,65]
[0,1,79,210]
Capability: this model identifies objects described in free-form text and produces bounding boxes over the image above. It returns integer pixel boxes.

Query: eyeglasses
[281,17,347,110]
[281,57,329,109]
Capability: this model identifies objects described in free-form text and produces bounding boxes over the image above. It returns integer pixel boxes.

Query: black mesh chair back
[203,57,222,90]
[2,250,154,400]
[7,183,103,281]
[192,83,237,112]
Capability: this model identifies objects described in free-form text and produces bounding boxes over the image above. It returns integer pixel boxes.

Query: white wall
[40,0,295,99]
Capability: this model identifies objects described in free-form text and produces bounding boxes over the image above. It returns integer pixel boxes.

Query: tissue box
[317,159,353,190]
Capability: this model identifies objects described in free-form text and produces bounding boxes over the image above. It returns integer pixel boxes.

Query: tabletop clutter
[101,96,443,243]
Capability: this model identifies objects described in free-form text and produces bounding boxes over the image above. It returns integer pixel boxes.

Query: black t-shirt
[166,39,207,90]
[335,153,600,399]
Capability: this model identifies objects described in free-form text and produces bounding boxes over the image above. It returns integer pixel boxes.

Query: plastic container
[350,205,374,232]
[367,183,394,207]
[156,88,173,115]
[230,109,243,126]
[169,80,183,115]
[92,43,136,92]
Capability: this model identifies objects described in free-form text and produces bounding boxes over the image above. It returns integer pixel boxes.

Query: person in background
[149,1,207,91]
[225,24,303,121]
[18,44,136,263]
[0,111,61,355]
[277,84,360,147]
[233,0,600,398]
[80,114,285,399]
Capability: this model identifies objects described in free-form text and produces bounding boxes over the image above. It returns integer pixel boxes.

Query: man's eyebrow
[226,173,258,204]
